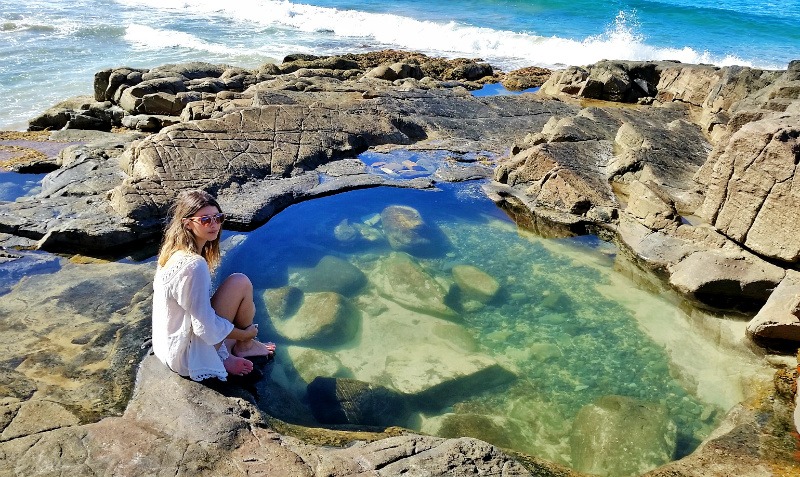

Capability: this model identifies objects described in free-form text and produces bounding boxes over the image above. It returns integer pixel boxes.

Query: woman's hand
[242,324,258,340]
[228,323,258,341]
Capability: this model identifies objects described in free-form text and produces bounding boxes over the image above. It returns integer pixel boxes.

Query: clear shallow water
[216,181,766,473]
[2,0,798,130]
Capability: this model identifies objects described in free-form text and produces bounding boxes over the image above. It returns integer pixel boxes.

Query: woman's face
[184,204,222,247]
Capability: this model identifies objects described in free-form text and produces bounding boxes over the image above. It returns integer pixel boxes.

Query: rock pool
[216,181,769,476]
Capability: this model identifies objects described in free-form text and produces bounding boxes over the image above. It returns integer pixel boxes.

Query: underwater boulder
[268,291,361,346]
[306,376,410,427]
[435,413,514,449]
[291,255,367,297]
[370,252,457,319]
[451,264,500,303]
[285,345,349,387]
[384,343,515,408]
[569,395,677,477]
[269,345,350,402]
[263,286,304,320]
[381,205,447,257]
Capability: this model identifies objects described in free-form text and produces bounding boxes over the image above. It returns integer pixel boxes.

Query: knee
[225,273,253,294]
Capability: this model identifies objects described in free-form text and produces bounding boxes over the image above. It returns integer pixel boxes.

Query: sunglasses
[185,213,227,226]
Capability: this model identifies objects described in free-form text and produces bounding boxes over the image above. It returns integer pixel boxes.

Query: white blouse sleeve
[175,258,234,346]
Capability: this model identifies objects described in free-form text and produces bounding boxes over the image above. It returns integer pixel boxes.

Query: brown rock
[698,115,800,263]
[668,249,786,310]
[501,66,551,90]
[747,270,800,347]
[624,180,680,231]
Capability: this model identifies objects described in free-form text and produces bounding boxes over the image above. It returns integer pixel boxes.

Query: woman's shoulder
[157,251,207,282]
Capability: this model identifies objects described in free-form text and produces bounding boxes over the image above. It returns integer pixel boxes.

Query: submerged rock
[384,344,516,407]
[451,264,501,303]
[0,259,154,423]
[291,255,367,297]
[268,291,361,346]
[381,204,447,257]
[436,413,514,449]
[307,376,411,427]
[282,346,349,389]
[370,251,457,319]
[263,285,304,320]
[570,395,677,477]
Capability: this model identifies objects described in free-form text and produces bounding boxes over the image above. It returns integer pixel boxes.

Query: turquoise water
[215,181,759,473]
[1,0,798,130]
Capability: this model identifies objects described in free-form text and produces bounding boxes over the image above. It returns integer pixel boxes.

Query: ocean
[1,0,798,130]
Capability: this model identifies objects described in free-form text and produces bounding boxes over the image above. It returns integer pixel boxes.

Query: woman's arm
[175,258,235,345]
[227,323,258,341]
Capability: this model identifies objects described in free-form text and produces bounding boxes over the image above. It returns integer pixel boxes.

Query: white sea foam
[114,0,766,69]
[0,14,81,37]
[124,24,246,55]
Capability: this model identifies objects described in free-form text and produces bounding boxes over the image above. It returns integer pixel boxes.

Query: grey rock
[118,77,186,113]
[94,67,146,102]
[1,400,80,441]
[443,61,493,81]
[697,115,800,263]
[64,112,111,132]
[120,113,180,131]
[280,56,360,74]
[110,103,417,219]
[625,180,681,231]
[137,92,185,115]
[143,62,227,81]
[28,95,96,131]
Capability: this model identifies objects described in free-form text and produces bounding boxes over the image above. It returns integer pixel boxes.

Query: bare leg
[212,273,275,358]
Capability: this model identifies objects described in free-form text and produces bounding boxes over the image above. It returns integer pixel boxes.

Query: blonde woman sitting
[152,189,275,381]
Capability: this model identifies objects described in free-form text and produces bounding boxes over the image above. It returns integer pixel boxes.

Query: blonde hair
[158,189,222,270]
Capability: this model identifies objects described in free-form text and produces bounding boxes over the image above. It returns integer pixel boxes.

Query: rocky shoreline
[1,51,799,475]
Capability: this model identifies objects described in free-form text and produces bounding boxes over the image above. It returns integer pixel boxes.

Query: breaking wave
[116,0,759,69]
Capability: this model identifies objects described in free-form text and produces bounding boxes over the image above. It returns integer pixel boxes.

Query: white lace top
[152,250,234,381]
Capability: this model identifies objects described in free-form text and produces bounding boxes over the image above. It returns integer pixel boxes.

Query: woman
[152,189,275,381]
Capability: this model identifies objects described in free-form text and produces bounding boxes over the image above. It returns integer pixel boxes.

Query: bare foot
[223,355,254,376]
[232,339,276,358]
